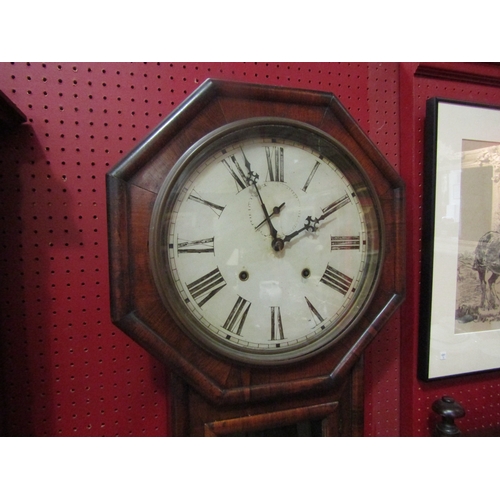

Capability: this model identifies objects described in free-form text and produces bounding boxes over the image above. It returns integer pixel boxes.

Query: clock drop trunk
[170,358,364,437]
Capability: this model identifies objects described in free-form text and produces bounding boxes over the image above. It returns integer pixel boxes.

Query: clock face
[150,119,383,364]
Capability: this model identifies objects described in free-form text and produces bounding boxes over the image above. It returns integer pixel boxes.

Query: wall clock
[107,79,405,436]
[149,118,382,365]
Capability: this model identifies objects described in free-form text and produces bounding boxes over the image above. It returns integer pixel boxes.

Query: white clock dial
[150,120,382,364]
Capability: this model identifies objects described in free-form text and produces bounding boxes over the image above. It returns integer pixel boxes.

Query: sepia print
[419,99,500,380]
[456,140,500,333]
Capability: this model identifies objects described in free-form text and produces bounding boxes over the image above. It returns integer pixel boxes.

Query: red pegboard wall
[400,63,500,437]
[0,62,402,436]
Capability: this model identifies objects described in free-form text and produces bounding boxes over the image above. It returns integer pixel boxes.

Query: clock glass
[149,119,383,364]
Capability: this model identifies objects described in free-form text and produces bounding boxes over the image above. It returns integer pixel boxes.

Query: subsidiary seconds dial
[149,119,383,365]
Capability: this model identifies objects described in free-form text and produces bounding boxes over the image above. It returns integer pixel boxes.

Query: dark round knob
[432,396,466,419]
[432,396,465,437]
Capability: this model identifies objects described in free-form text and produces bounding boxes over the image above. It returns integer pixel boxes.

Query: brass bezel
[149,117,385,365]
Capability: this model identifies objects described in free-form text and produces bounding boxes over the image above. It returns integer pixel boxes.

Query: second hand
[255,202,286,230]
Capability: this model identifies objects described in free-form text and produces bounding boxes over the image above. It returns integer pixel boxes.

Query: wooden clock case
[106,79,405,436]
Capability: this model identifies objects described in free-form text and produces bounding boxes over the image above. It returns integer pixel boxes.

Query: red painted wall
[1,62,498,436]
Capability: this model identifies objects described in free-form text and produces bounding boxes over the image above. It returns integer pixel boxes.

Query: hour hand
[285,194,351,242]
[282,216,317,243]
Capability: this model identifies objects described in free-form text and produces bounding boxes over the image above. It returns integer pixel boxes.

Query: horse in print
[473,231,500,309]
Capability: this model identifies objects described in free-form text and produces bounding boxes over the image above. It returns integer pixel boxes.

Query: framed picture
[419,98,500,381]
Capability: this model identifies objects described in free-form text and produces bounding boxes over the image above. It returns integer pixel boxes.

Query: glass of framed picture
[419,98,500,380]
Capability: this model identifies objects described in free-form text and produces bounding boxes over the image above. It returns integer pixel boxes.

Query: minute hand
[254,182,278,240]
[240,148,278,240]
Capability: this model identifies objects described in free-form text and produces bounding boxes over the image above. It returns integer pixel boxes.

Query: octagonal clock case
[106,79,405,405]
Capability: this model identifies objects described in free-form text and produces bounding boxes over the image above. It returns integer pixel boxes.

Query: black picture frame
[419,97,500,381]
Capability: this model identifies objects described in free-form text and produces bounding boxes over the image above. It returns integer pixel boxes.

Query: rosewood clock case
[106,79,405,436]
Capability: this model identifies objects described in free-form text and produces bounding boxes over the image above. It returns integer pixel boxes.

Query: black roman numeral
[265,145,284,182]
[321,194,351,218]
[177,237,215,255]
[304,296,325,328]
[186,267,226,307]
[223,296,251,335]
[188,191,225,217]
[330,235,361,251]
[302,160,321,192]
[270,306,285,341]
[320,264,353,295]
[223,155,250,192]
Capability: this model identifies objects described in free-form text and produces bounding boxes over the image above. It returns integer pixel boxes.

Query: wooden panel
[171,359,364,437]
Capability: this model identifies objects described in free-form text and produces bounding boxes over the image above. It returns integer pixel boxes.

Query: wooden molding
[415,62,500,88]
